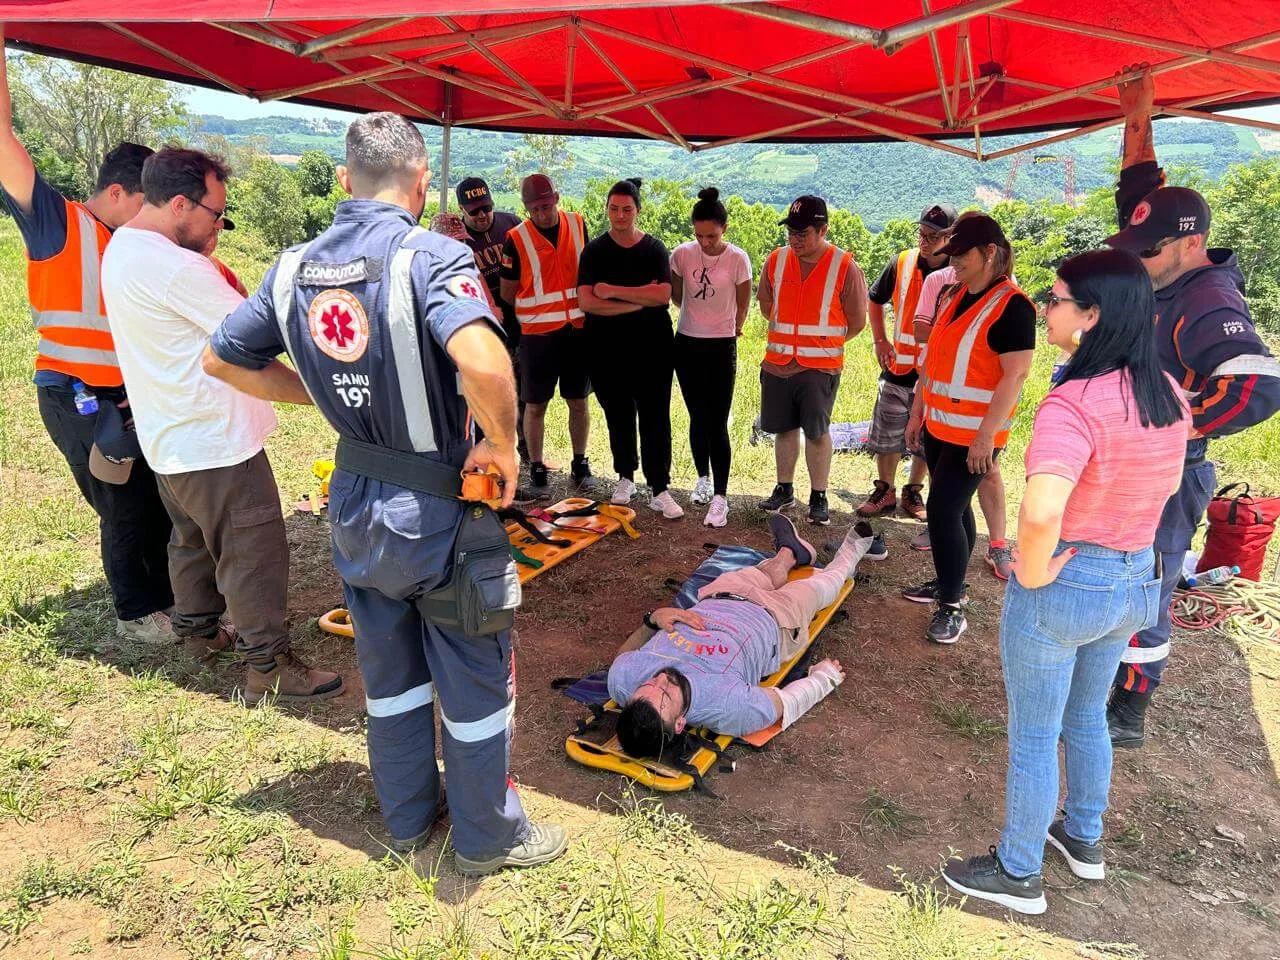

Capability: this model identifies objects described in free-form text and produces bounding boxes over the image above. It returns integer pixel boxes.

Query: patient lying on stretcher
[607,517,876,759]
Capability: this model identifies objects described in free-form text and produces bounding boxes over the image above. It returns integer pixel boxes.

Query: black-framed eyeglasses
[919,227,942,242]
[1138,236,1179,259]
[186,196,226,222]
[1039,293,1090,310]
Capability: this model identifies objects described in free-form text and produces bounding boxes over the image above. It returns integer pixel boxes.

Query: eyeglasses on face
[1138,236,1179,259]
[468,205,494,216]
[186,196,226,222]
[1038,293,1090,310]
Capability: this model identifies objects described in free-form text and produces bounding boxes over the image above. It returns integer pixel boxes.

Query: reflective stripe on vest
[764,245,850,368]
[921,280,1024,446]
[274,229,438,453]
[888,248,922,375]
[30,200,121,385]
[513,211,585,334]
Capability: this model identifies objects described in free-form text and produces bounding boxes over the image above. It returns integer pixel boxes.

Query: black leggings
[674,334,736,496]
[922,427,1000,605]
[588,322,674,494]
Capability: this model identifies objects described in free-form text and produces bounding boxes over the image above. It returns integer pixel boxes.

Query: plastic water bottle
[1050,350,1071,384]
[72,380,98,416]
[1186,565,1239,587]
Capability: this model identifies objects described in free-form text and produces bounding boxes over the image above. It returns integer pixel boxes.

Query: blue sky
[183,83,1280,128]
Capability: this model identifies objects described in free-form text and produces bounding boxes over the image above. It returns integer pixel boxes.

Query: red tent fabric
[4,1,1279,157]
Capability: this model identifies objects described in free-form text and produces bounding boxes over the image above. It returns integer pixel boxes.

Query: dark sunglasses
[467,204,494,216]
[1138,236,1179,259]
[1039,293,1091,310]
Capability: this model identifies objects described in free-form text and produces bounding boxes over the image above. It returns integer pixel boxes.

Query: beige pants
[696,536,869,656]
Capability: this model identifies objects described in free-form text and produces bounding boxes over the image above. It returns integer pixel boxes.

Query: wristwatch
[643,611,660,631]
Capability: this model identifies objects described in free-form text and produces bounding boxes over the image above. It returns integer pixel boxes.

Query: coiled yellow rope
[1171,579,1280,647]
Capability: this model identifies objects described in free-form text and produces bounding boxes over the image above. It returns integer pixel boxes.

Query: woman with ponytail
[670,187,752,527]
[941,248,1188,916]
[578,178,682,518]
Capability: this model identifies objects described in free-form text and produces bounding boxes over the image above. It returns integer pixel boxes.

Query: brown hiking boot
[900,483,927,521]
[184,620,237,661]
[856,480,897,517]
[243,651,344,704]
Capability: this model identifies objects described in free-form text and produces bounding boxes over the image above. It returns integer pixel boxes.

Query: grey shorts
[867,379,915,454]
[759,368,840,438]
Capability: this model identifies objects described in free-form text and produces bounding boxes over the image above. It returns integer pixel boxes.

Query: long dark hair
[608,177,643,211]
[1054,248,1183,428]
[691,186,727,226]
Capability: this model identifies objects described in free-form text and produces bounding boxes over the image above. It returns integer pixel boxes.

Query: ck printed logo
[691,266,716,301]
[307,289,370,363]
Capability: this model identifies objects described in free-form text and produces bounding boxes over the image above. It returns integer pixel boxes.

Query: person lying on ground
[607,516,876,757]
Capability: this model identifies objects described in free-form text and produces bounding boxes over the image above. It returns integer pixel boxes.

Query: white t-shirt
[101,227,277,475]
[670,241,752,338]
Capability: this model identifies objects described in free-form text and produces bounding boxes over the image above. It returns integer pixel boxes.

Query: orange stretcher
[563,568,854,793]
[318,497,638,639]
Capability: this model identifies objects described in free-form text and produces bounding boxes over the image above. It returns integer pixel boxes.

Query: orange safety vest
[887,247,924,377]
[921,278,1030,448]
[763,244,854,370]
[510,210,586,335]
[28,197,121,387]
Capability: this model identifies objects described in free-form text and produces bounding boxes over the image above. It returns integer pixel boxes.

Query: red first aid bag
[1197,483,1280,581]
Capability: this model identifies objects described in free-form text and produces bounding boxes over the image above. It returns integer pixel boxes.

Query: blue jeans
[997,543,1163,878]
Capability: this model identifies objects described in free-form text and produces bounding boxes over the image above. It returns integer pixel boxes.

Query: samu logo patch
[307,289,370,363]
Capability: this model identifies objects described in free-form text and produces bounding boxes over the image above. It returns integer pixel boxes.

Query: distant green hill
[192,114,1267,231]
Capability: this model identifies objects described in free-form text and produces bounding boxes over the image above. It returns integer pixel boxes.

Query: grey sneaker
[942,846,1046,915]
[768,512,816,567]
[986,544,1014,581]
[1047,819,1105,880]
[116,610,177,645]
[455,821,568,876]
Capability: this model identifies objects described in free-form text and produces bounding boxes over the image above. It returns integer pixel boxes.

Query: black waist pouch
[419,504,521,636]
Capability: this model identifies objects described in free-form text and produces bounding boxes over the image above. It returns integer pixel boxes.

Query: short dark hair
[608,177,643,211]
[345,112,427,193]
[95,142,154,194]
[141,147,230,207]
[616,700,670,759]
[691,186,727,227]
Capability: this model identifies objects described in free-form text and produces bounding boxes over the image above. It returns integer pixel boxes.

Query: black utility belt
[335,436,462,499]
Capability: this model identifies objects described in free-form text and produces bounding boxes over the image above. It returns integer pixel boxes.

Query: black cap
[456,177,492,212]
[917,203,957,230]
[936,214,1008,256]
[88,401,143,485]
[221,215,235,231]
[1106,186,1210,253]
[779,195,828,229]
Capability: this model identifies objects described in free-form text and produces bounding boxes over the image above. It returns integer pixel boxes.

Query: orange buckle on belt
[460,469,503,508]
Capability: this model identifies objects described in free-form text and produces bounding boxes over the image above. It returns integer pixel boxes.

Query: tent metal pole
[691,118,830,151]
[437,15,567,119]
[583,21,942,129]
[993,11,1280,78]
[961,29,984,159]
[879,0,1022,54]
[722,3,880,45]
[919,0,955,129]
[574,29,690,149]
[326,18,572,62]
[105,23,252,97]
[564,19,578,109]
[299,17,415,58]
[258,62,410,101]
[981,119,1121,161]
[598,115,682,146]
[439,85,453,215]
[211,22,302,55]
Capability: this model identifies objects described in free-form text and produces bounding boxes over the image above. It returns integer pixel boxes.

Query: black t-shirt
[1,171,72,261]
[869,252,950,389]
[576,232,672,338]
[942,281,1037,354]
[464,210,520,338]
[499,220,561,284]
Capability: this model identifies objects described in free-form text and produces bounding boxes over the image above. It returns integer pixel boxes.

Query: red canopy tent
[4,1,1280,195]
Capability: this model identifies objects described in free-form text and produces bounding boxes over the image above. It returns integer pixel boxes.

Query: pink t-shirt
[1025,370,1189,551]
[670,241,752,338]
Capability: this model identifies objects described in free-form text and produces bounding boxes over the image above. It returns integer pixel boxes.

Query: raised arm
[0,25,38,213]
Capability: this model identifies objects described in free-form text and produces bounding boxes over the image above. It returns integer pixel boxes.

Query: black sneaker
[1046,819,1105,880]
[901,580,970,605]
[864,533,888,561]
[942,847,1046,915]
[530,461,550,490]
[808,492,830,526]
[570,456,598,493]
[759,484,796,512]
[927,604,967,644]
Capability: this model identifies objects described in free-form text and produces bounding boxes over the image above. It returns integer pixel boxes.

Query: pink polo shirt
[1025,370,1189,551]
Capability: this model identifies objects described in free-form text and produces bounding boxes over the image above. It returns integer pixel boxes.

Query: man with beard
[101,146,343,704]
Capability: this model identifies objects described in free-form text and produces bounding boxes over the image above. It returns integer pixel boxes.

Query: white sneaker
[611,477,637,505]
[691,476,713,505]
[704,494,729,528]
[649,490,685,520]
[116,610,177,645]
